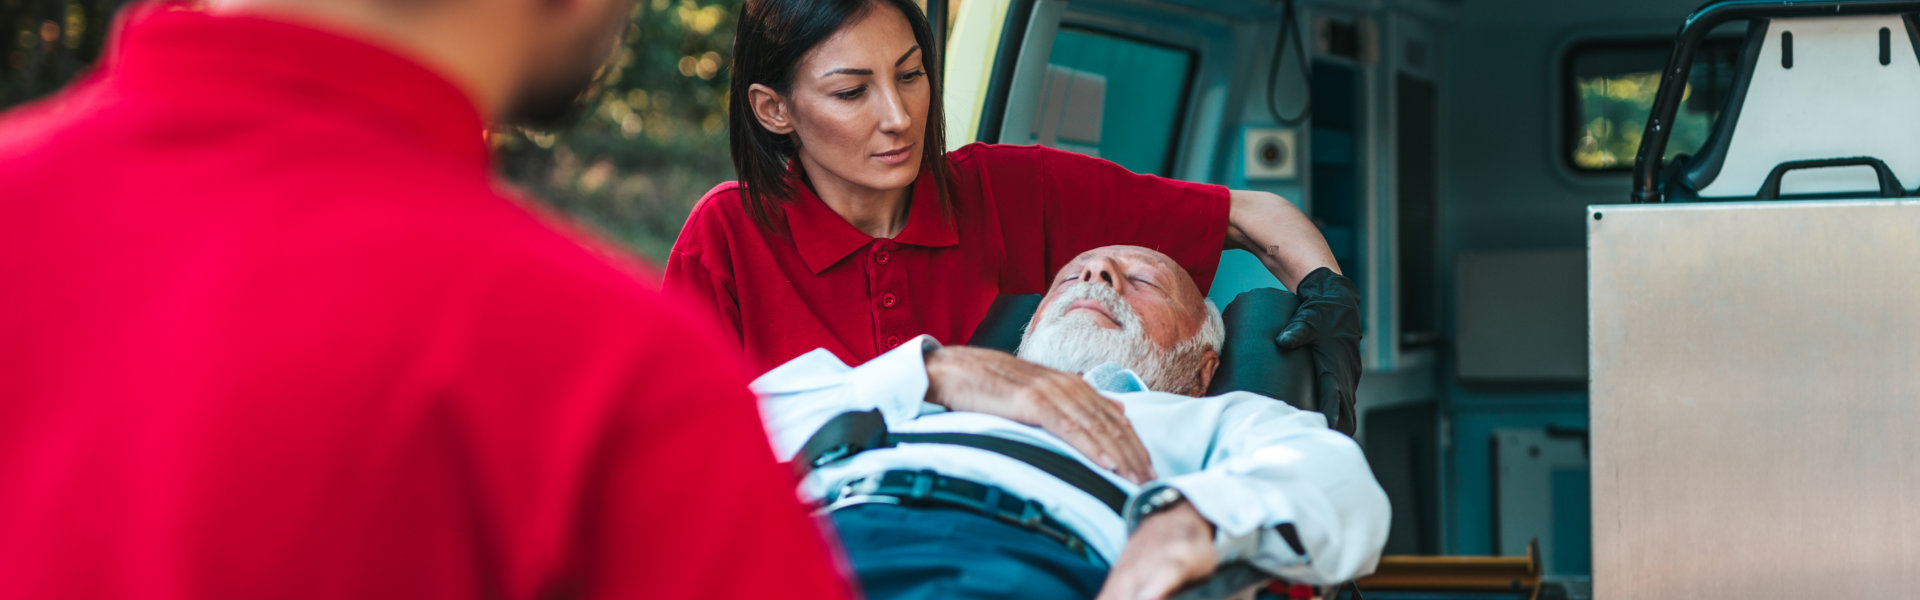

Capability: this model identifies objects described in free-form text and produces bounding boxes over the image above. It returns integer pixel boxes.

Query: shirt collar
[783,162,959,274]
[1082,362,1149,394]
[102,4,490,172]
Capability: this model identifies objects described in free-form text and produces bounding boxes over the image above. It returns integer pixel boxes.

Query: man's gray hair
[1154,299,1224,393]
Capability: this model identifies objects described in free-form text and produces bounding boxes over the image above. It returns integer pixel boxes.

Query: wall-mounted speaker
[1244,127,1299,180]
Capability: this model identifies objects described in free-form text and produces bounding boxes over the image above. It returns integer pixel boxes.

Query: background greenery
[3,0,742,262]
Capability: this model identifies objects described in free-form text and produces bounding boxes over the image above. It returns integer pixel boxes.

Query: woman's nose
[875,84,910,134]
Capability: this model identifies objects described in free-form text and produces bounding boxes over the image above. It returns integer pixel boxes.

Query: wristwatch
[1132,486,1189,522]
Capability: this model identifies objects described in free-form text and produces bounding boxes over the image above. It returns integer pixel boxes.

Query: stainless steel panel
[1589,200,1920,599]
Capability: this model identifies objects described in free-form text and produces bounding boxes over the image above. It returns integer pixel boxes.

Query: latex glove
[1276,267,1361,435]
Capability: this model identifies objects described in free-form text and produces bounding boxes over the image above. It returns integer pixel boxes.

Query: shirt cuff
[845,335,940,428]
[1149,471,1306,568]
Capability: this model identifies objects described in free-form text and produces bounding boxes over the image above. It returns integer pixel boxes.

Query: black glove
[1276,267,1361,436]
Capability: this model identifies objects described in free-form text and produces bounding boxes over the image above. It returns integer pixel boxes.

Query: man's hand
[1096,501,1219,600]
[925,345,1156,484]
[1276,267,1361,435]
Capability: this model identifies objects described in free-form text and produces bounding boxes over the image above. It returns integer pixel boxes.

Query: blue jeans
[829,503,1109,600]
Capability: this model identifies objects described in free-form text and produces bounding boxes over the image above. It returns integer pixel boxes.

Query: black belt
[824,469,1104,566]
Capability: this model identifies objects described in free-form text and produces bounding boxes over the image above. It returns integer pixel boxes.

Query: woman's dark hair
[729,0,953,233]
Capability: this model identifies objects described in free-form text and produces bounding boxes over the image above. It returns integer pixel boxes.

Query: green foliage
[2,0,125,106]
[496,0,742,260]
[1571,72,1717,171]
[1,0,741,262]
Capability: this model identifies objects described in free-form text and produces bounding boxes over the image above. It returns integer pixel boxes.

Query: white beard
[1017,283,1189,393]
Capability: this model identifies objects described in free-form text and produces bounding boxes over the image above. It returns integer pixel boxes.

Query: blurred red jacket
[0,5,852,600]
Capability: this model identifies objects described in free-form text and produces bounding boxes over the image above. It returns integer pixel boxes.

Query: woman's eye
[834,86,866,100]
[900,70,926,83]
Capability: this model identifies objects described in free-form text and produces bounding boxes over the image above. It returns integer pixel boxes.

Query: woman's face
[749,3,929,198]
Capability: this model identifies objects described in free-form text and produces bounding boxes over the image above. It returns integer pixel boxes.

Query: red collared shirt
[666,143,1231,373]
[0,6,850,600]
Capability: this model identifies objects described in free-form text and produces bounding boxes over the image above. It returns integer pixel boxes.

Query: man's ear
[1192,349,1219,396]
[748,83,796,135]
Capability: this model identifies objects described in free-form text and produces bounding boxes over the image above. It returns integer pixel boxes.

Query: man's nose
[1076,257,1123,289]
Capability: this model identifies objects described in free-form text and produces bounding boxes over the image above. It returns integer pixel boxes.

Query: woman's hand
[924,345,1157,484]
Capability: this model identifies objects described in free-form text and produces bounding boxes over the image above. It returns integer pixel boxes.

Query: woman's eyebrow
[821,66,873,78]
[820,46,922,79]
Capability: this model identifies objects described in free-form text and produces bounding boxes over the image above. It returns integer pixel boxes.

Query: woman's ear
[748,83,795,135]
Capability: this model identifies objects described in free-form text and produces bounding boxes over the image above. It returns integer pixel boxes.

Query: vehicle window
[1563,37,1745,172]
[1043,27,1197,175]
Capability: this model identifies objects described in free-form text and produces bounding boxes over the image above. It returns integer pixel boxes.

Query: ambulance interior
[934,0,1920,597]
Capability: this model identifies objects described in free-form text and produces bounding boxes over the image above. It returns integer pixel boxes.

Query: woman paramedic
[664,0,1363,446]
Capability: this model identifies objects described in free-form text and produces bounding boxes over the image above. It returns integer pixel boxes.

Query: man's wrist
[1140,500,1216,545]
[921,342,959,409]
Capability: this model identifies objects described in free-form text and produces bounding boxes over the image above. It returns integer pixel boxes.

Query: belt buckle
[908,469,939,501]
[1018,499,1044,528]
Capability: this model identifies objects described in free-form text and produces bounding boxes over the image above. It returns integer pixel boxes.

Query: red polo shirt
[0,6,850,600]
[666,144,1231,373]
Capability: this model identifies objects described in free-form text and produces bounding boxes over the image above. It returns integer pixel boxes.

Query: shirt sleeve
[662,248,743,347]
[579,300,855,600]
[979,145,1232,294]
[751,335,942,461]
[1127,395,1390,586]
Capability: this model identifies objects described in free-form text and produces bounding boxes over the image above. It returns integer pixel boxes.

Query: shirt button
[887,335,901,348]
[882,293,897,308]
[875,251,891,265]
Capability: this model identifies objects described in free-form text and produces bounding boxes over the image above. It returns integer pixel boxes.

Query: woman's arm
[1223,189,1339,290]
[1221,189,1362,435]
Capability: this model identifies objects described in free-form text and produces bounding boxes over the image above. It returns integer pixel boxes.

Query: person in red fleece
[0,1,852,599]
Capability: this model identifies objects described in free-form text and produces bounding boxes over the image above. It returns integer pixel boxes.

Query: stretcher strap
[795,409,1129,515]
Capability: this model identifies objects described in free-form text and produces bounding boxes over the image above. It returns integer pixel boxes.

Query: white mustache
[1037,282,1139,332]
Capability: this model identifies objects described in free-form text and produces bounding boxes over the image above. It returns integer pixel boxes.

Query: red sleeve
[458,224,850,600]
[582,298,852,600]
[975,144,1231,294]
[662,187,745,348]
[663,249,743,348]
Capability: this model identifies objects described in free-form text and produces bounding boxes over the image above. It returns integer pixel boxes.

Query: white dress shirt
[752,336,1391,585]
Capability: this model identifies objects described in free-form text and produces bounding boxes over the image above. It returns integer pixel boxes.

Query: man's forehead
[1069,246,1182,271]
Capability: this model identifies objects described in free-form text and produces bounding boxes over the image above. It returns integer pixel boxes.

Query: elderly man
[756,245,1391,600]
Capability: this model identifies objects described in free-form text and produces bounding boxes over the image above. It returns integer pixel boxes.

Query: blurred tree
[3,0,123,106]
[2,0,740,262]
[495,0,742,260]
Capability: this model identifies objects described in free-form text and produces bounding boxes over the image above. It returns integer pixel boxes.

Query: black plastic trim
[929,0,947,66]
[975,0,1038,144]
[1906,14,1920,68]
[1880,27,1892,64]
[1676,20,1769,199]
[1630,0,1920,203]
[1781,30,1794,67]
[1754,156,1906,199]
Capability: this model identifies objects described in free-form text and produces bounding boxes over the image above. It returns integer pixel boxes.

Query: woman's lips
[873,145,913,166]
